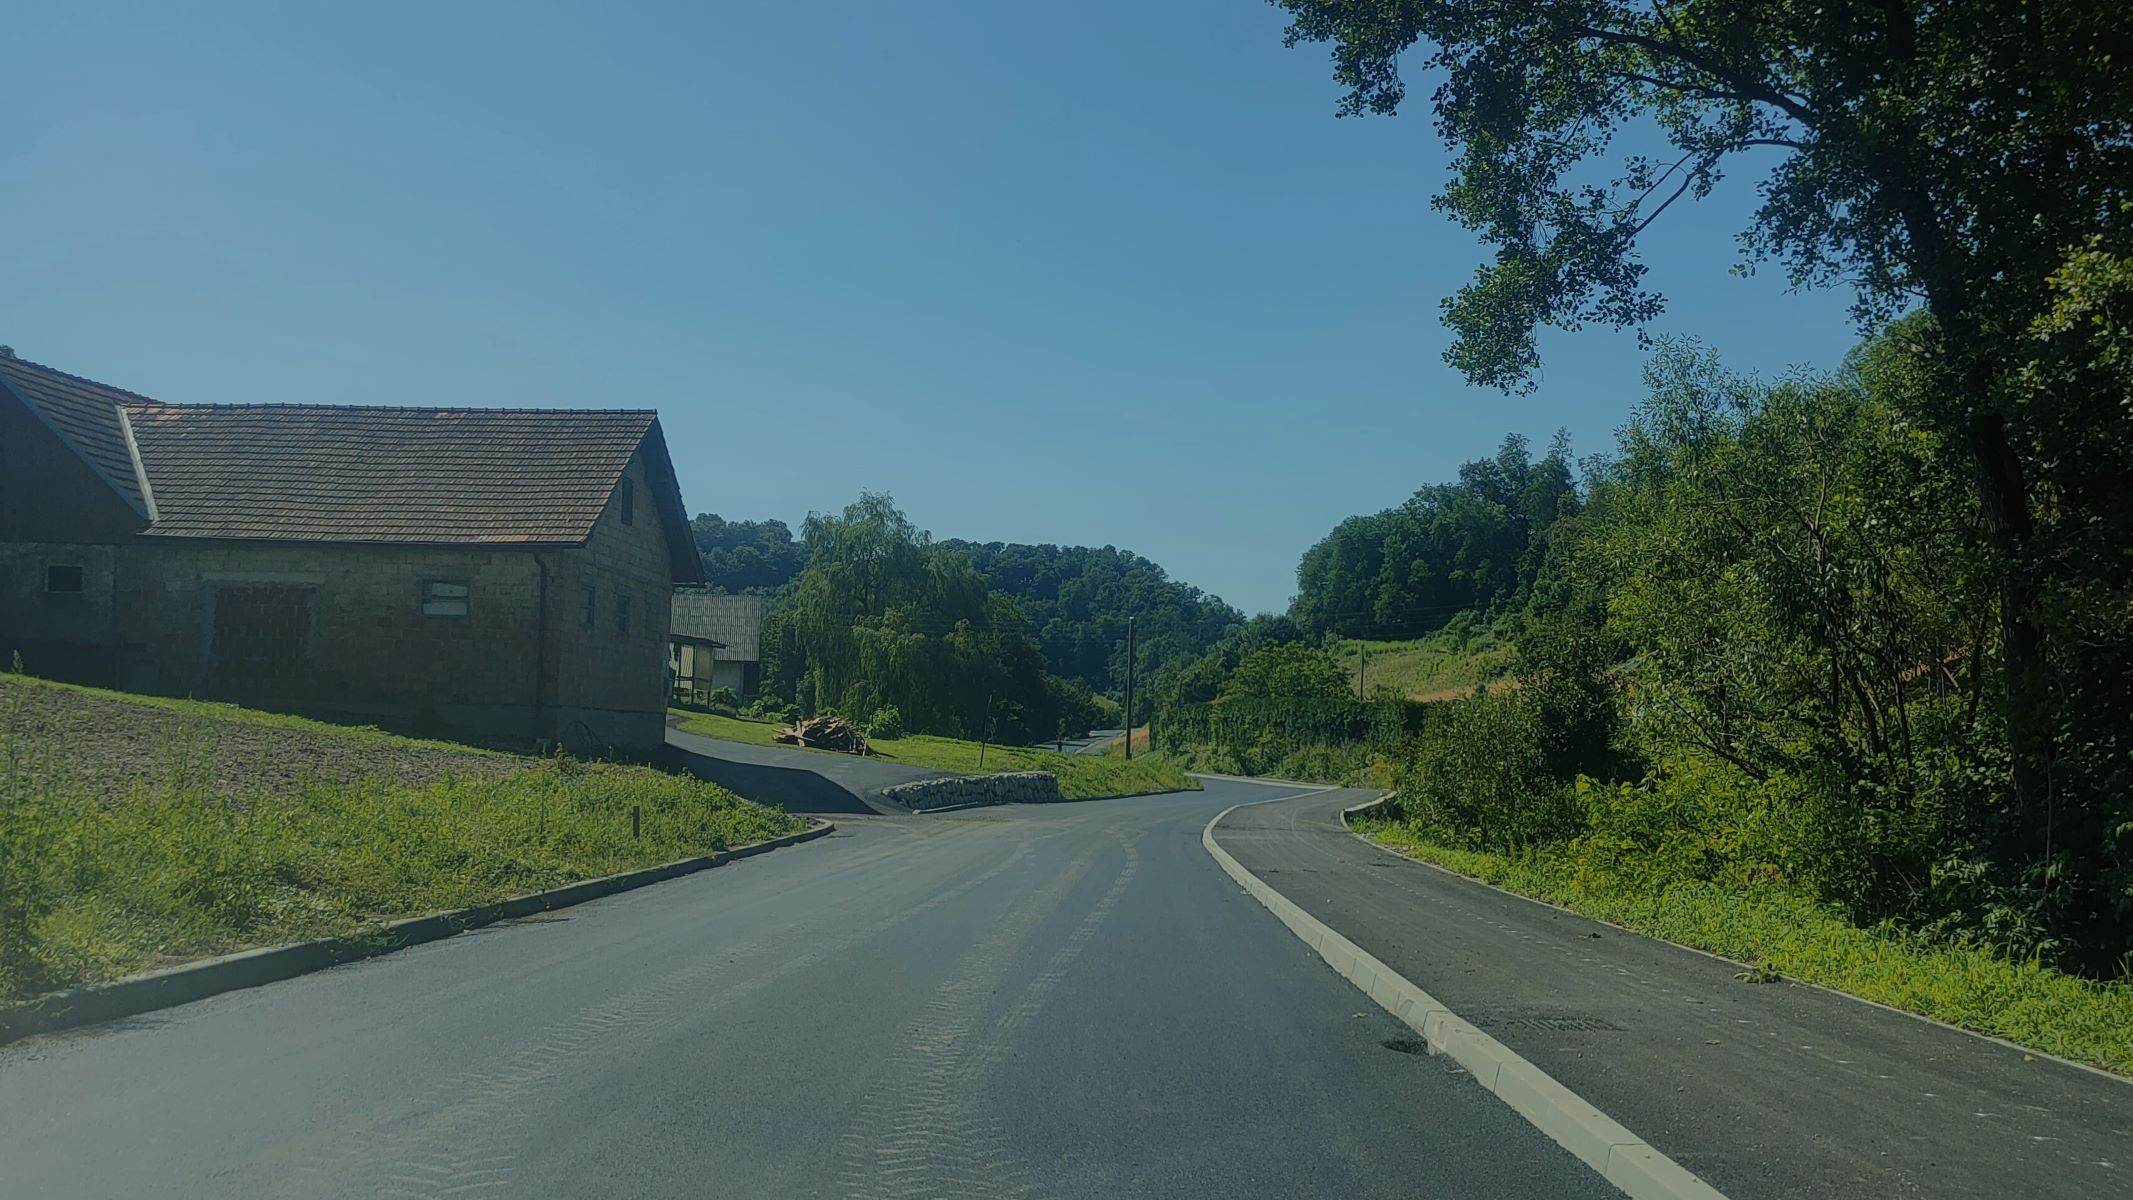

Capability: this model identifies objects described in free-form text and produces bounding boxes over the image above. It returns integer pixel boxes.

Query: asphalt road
[0,772,1617,1200]
[662,724,954,815]
[1214,790,2133,1200]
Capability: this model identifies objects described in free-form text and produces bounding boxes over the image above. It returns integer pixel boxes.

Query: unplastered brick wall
[548,447,681,754]
[878,772,1066,812]
[116,541,546,741]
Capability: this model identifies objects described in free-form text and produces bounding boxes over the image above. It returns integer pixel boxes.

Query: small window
[580,583,598,630]
[44,564,84,594]
[615,591,632,635]
[617,477,635,525]
[420,579,469,617]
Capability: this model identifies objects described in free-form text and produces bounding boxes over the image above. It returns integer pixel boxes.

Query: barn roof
[670,592,763,661]
[0,354,160,517]
[0,354,703,583]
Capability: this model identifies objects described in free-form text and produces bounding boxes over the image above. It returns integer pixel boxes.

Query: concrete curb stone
[1202,793,1726,1200]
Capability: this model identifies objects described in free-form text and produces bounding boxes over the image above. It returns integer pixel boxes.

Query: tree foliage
[770,493,1069,743]
[1273,0,2133,968]
[1289,432,1577,639]
[688,513,806,595]
[943,541,1243,698]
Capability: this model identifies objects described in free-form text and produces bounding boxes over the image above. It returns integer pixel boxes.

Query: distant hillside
[940,540,1243,696]
[1329,619,1517,702]
[687,506,1245,700]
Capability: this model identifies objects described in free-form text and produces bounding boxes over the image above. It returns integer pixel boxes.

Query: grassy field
[0,675,802,1003]
[1356,818,2133,1076]
[1329,625,1518,702]
[669,710,1197,800]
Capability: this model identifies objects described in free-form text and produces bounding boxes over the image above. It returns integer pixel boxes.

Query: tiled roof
[670,593,763,660]
[0,355,160,516]
[122,403,659,546]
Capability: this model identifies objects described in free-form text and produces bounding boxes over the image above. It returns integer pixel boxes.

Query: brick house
[0,351,702,754]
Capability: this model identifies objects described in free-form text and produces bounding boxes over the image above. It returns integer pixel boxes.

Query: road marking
[1202,794,1728,1200]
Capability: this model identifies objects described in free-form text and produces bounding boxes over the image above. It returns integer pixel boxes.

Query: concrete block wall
[0,542,119,682]
[115,542,548,744]
[878,771,1066,812]
[548,448,682,755]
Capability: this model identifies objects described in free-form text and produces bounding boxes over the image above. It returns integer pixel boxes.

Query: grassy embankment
[0,675,802,1004]
[1357,816,2133,1075]
[1329,622,1517,702]
[668,710,1196,799]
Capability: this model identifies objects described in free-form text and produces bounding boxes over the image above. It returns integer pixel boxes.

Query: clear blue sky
[1,2,1863,617]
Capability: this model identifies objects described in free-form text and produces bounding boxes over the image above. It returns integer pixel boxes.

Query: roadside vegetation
[1152,337,2133,1067]
[1358,817,2133,1075]
[1240,0,2133,1068]
[669,709,1195,800]
[0,675,801,1004]
[1327,620,1515,702]
[689,512,1240,715]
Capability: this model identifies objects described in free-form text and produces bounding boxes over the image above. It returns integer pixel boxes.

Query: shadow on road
[661,744,884,815]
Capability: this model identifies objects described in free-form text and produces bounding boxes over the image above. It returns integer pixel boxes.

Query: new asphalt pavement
[0,747,1615,1199]
[1212,789,2132,1200]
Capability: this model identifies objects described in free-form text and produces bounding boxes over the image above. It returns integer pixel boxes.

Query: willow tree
[1273,0,2133,951]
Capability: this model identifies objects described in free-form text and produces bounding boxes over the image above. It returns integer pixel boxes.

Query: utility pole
[978,691,993,769]
[1123,616,1135,761]
[1357,648,1366,699]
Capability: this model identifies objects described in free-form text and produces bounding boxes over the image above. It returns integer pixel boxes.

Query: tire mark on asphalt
[834,824,1144,1200]
[276,826,1052,1200]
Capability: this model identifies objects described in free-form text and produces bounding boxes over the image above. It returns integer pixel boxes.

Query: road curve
[0,775,1616,1200]
[1212,789,2132,1200]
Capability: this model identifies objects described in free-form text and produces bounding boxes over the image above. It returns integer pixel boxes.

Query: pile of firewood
[774,714,870,755]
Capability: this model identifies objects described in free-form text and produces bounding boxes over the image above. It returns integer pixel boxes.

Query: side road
[663,725,953,814]
[1210,789,2130,1200]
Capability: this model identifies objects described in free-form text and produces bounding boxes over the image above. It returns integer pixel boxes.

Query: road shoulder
[1206,788,2130,1200]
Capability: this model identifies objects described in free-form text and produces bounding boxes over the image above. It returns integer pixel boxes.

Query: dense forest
[941,541,1242,697]
[689,510,1242,715]
[1287,433,1577,641]
[686,514,806,595]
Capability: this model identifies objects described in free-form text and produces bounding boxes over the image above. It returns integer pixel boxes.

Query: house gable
[0,380,146,544]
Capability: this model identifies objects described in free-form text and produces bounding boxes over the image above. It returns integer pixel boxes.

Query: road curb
[1341,798,2133,1088]
[0,818,834,1046]
[1202,796,1726,1200]
[1186,770,1338,790]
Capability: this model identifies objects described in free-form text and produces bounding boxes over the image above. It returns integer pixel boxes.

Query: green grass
[1356,818,2133,1076]
[1330,624,1517,701]
[0,676,803,1003]
[669,710,1198,800]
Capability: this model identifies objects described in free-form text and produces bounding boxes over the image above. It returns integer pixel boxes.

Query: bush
[707,687,739,710]
[743,696,800,723]
[1398,688,1582,852]
[864,705,905,740]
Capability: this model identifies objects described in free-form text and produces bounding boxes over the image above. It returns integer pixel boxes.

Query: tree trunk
[1965,399,2049,830]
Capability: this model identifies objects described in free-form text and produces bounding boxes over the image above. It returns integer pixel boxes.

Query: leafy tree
[688,514,805,594]
[942,541,1243,696]
[1290,432,1577,638]
[781,493,1064,742]
[1273,0,2133,952]
[1217,643,1352,706]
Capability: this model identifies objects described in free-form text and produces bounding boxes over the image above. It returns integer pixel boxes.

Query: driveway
[662,725,956,815]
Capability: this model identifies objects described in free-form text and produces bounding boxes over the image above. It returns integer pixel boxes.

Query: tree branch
[1571,24,1820,126]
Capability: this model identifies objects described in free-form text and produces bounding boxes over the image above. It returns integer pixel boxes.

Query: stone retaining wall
[879,771,1064,811]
